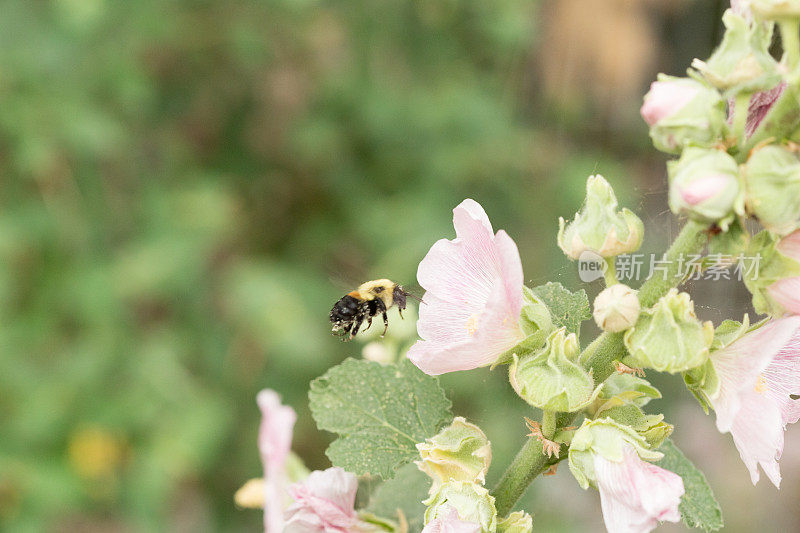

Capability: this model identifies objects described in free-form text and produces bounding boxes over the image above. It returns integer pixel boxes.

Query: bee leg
[364,316,373,331]
[350,316,364,340]
[398,308,404,319]
[381,311,389,337]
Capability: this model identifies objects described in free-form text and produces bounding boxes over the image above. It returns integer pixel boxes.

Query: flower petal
[710,317,800,432]
[594,446,684,533]
[768,278,800,315]
[257,389,297,533]
[409,199,524,375]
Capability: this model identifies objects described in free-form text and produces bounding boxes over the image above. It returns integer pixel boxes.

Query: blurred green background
[2,0,799,531]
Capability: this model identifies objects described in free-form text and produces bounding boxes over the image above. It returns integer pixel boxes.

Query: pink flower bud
[641,80,701,126]
[678,173,735,206]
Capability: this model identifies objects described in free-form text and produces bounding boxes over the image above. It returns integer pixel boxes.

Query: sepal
[416,417,492,491]
[624,289,714,373]
[692,10,780,95]
[558,175,643,260]
[508,327,600,412]
[423,482,497,533]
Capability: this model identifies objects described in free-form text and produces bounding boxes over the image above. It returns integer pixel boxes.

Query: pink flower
[257,389,297,532]
[767,230,800,315]
[593,445,684,533]
[407,199,525,375]
[422,508,481,533]
[677,173,734,206]
[640,80,700,127]
[708,316,800,487]
[284,467,361,533]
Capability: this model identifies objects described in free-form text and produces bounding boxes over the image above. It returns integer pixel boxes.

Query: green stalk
[541,410,557,439]
[780,19,800,72]
[491,220,708,514]
[603,257,618,286]
[491,438,556,516]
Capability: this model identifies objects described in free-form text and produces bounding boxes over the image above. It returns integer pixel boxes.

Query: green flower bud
[744,145,800,235]
[751,0,800,20]
[623,289,714,373]
[641,74,728,154]
[568,418,663,489]
[667,147,744,230]
[424,481,497,533]
[593,284,640,333]
[558,175,644,260]
[508,327,600,412]
[743,230,800,315]
[497,511,533,533]
[416,417,492,490]
[692,10,780,95]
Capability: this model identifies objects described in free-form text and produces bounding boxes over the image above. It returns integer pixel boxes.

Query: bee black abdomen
[330,295,360,323]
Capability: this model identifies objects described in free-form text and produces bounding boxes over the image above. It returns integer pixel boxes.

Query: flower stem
[491,437,556,516]
[491,220,708,514]
[541,410,557,439]
[603,257,618,286]
[780,19,800,72]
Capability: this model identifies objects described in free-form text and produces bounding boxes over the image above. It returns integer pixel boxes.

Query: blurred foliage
[0,0,738,531]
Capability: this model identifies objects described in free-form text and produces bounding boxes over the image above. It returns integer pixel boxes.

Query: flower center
[754,374,768,394]
[465,313,480,336]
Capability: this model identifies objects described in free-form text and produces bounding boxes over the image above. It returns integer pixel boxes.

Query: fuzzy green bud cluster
[416,417,492,490]
[558,175,644,260]
[508,327,600,412]
[744,145,800,235]
[624,289,714,373]
[692,10,779,95]
[667,147,744,230]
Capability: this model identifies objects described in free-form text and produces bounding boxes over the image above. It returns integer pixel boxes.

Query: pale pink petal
[409,199,525,375]
[710,317,800,487]
[284,467,359,533]
[727,388,784,487]
[768,278,800,315]
[257,389,297,533]
[678,174,732,206]
[641,80,699,126]
[594,446,684,533]
[763,335,800,424]
[709,317,800,432]
[777,229,800,262]
[422,507,482,533]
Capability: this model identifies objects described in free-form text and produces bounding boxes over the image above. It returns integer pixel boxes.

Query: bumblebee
[329,279,415,340]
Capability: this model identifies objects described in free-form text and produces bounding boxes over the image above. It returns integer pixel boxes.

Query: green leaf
[658,439,723,531]
[309,358,452,479]
[366,463,430,532]
[531,282,591,336]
